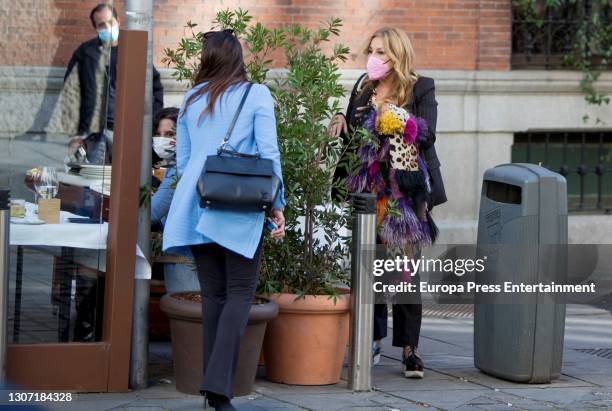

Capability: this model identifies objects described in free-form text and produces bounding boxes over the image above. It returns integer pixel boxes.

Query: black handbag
[197,83,281,212]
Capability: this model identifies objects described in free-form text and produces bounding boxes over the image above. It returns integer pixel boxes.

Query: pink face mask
[366,55,391,80]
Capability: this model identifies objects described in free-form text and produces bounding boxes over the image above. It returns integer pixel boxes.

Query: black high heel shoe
[202,391,236,411]
[200,390,213,409]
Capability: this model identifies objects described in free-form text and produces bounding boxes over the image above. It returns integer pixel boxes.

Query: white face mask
[153,137,175,159]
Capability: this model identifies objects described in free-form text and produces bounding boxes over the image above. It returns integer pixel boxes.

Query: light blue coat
[151,166,177,227]
[162,82,286,259]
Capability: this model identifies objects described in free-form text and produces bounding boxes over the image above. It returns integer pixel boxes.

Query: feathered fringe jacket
[346,99,438,249]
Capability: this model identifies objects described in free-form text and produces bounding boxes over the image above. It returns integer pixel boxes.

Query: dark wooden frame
[7,30,147,392]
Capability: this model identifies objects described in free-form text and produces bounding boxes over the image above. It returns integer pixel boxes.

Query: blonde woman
[330,27,446,378]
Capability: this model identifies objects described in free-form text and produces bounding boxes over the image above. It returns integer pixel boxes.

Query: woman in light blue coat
[163,29,285,411]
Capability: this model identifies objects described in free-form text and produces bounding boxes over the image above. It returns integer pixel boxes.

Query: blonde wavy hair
[361,27,419,107]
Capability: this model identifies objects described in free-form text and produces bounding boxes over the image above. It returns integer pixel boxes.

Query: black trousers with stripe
[190,237,263,399]
[373,275,423,349]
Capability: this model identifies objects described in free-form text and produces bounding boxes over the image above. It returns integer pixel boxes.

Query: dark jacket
[337,74,447,208]
[65,38,164,134]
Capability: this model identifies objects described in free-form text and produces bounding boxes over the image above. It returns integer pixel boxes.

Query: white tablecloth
[9,204,151,279]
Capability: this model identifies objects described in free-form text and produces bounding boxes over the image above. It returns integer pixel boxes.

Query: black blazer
[337,74,447,208]
[65,38,164,134]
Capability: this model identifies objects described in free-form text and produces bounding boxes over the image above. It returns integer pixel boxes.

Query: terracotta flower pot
[263,291,350,385]
[160,292,278,396]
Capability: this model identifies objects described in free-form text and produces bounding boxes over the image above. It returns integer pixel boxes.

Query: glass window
[2,1,120,343]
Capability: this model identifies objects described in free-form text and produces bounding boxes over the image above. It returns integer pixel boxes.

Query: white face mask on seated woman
[153,136,176,159]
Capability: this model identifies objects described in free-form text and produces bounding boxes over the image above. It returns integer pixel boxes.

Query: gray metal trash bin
[474,163,568,383]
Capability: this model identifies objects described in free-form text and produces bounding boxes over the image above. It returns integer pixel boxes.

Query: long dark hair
[153,107,179,135]
[183,29,248,120]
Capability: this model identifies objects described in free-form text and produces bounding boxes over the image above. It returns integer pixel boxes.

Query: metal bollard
[0,188,10,382]
[348,193,377,391]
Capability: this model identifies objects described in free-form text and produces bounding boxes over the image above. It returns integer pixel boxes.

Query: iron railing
[512,131,612,213]
[512,0,611,69]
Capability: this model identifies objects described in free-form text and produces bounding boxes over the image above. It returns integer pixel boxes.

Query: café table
[9,203,150,342]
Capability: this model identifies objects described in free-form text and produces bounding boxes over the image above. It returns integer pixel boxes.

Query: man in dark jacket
[65,3,163,163]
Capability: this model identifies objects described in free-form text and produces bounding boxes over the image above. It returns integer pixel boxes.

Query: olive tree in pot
[164,9,359,386]
[256,22,358,386]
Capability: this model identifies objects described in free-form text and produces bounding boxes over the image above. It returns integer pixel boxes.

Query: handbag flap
[204,155,274,177]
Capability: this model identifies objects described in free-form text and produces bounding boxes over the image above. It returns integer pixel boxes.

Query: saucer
[11,217,46,225]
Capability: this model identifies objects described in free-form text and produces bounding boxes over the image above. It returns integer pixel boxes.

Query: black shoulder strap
[219,82,253,149]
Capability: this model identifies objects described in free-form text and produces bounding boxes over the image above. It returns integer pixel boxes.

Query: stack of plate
[89,180,111,196]
[78,164,112,180]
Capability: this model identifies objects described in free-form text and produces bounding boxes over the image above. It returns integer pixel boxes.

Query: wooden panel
[102,30,147,392]
[7,343,110,391]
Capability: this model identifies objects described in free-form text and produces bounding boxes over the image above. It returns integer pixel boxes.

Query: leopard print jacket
[385,104,419,172]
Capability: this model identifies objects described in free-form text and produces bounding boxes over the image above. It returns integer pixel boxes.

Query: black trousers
[74,272,98,342]
[191,238,263,399]
[373,273,423,348]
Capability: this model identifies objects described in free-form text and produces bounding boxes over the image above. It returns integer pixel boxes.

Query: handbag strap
[218,82,253,153]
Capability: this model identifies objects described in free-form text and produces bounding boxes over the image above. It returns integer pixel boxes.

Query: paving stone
[560,373,612,387]
[470,405,517,411]
[70,393,144,402]
[235,396,306,410]
[46,398,135,411]
[253,380,349,396]
[387,389,493,410]
[419,318,474,349]
[423,354,475,369]
[132,384,196,400]
[437,367,593,390]
[566,305,611,316]
[265,392,391,411]
[583,399,612,409]
[451,406,487,411]
[464,390,565,411]
[368,393,442,410]
[372,364,482,392]
[500,387,596,408]
[561,353,612,377]
[117,398,204,410]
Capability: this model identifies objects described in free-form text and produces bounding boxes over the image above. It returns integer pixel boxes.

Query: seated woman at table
[152,107,179,170]
[151,107,200,294]
[152,107,179,227]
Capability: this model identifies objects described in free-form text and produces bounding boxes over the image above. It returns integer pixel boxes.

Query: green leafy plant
[151,231,163,257]
[260,19,355,299]
[513,0,611,122]
[139,184,151,208]
[161,9,285,85]
[163,10,364,298]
